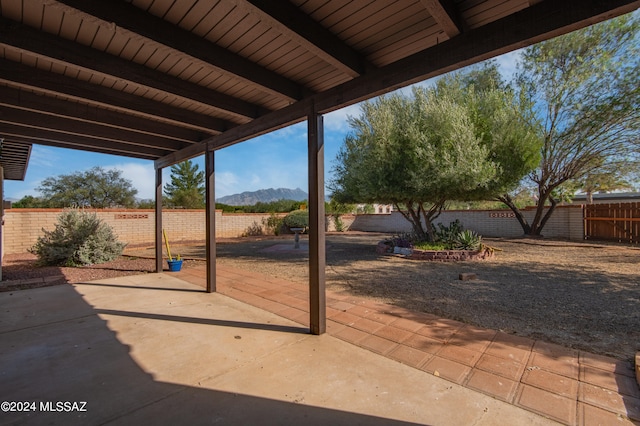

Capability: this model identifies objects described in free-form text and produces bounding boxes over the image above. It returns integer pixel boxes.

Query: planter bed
[376,241,494,261]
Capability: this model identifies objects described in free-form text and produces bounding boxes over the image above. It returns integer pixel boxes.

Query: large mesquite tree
[502,14,640,235]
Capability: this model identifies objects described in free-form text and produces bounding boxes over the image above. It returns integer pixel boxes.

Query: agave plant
[454,229,482,250]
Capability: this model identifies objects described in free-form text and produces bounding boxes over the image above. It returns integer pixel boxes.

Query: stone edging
[376,241,494,261]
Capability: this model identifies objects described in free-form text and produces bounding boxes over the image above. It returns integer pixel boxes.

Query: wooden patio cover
[1,0,638,334]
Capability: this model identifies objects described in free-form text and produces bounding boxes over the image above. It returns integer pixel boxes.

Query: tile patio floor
[174,264,640,426]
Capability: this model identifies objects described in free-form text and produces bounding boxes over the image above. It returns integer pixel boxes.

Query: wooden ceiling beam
[239,0,373,77]
[418,0,465,37]
[0,85,207,144]
[0,59,229,134]
[51,0,309,101]
[0,126,164,160]
[0,17,266,120]
[156,0,640,168]
[0,107,189,151]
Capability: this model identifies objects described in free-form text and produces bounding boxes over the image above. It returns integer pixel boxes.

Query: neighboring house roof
[572,192,640,203]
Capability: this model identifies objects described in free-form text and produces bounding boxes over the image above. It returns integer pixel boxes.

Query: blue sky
[4,52,521,202]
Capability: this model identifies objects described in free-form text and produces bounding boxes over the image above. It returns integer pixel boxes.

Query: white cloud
[108,162,156,200]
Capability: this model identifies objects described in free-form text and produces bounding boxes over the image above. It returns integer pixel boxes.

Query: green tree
[12,195,50,208]
[332,87,499,240]
[37,167,137,208]
[435,62,542,204]
[164,160,205,209]
[503,14,640,235]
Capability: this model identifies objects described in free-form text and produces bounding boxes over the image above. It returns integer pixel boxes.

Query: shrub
[30,210,126,266]
[434,220,464,246]
[390,232,415,248]
[282,209,308,229]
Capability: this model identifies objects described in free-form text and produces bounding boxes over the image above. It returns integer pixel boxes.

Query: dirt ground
[3,233,639,361]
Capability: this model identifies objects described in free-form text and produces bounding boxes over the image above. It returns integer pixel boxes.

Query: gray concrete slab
[0,274,559,425]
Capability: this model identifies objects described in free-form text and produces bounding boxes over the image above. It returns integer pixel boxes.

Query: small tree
[164,160,205,209]
[30,210,125,266]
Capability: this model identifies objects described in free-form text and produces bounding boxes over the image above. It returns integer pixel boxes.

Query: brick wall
[2,209,284,254]
[2,206,585,255]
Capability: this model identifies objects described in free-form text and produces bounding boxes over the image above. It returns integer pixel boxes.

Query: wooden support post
[205,150,216,293]
[155,166,163,273]
[308,103,326,335]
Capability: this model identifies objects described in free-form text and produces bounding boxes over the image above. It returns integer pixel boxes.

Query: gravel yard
[3,232,639,361]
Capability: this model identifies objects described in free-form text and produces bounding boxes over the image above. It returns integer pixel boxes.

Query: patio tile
[419,356,471,385]
[528,351,579,380]
[515,384,577,425]
[533,340,579,360]
[332,326,369,345]
[492,332,535,351]
[325,319,346,334]
[485,340,531,364]
[388,317,425,333]
[365,311,399,325]
[580,365,640,398]
[331,311,360,326]
[579,382,640,420]
[357,334,398,355]
[580,352,636,378]
[403,334,445,354]
[436,344,482,367]
[327,300,356,311]
[577,402,638,426]
[276,306,306,323]
[465,369,519,402]
[521,367,579,398]
[387,345,431,368]
[325,307,343,319]
[373,325,413,344]
[414,324,459,342]
[475,353,526,381]
[346,305,375,317]
[351,317,385,334]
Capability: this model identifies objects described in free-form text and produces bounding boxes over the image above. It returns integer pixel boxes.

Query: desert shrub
[282,209,308,230]
[263,213,284,235]
[242,221,264,237]
[30,210,126,266]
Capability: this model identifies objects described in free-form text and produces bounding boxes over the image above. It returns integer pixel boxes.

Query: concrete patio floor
[1,267,638,425]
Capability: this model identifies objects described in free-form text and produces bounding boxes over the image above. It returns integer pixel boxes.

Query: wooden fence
[584,202,640,243]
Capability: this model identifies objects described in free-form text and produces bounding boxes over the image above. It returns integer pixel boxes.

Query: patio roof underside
[0,0,639,172]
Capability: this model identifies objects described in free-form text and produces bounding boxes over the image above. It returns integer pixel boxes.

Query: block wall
[349,206,584,240]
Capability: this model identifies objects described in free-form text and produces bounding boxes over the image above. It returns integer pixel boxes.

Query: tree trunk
[497,194,531,234]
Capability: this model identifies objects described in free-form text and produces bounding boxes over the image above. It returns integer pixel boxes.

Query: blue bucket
[167,259,183,272]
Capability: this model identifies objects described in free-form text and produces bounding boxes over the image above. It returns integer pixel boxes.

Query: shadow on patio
[0,272,551,425]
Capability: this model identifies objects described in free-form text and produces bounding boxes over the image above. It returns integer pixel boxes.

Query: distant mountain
[216,187,307,206]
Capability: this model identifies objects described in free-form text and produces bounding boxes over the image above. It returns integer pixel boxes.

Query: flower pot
[167,259,183,272]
